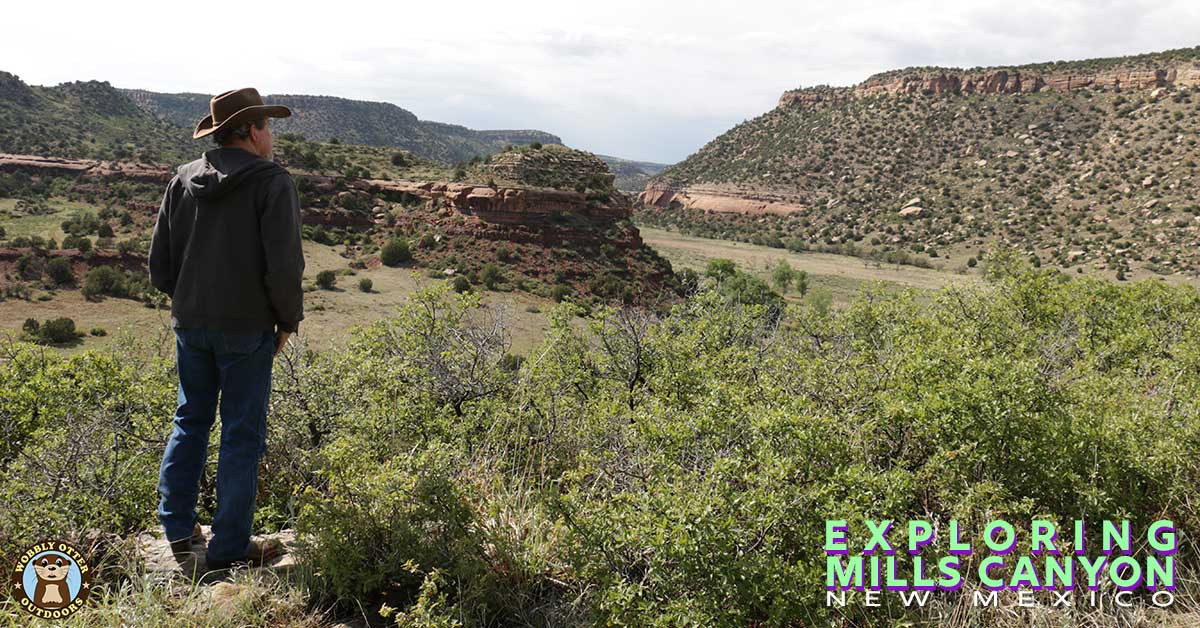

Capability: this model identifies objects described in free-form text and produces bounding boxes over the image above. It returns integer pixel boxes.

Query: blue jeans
[157,327,276,563]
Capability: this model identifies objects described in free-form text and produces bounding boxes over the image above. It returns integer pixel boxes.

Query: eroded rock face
[0,153,172,183]
[778,63,1200,107]
[639,182,806,215]
[298,176,633,228]
[0,153,631,228]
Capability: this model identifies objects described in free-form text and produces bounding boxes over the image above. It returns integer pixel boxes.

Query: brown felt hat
[192,87,291,139]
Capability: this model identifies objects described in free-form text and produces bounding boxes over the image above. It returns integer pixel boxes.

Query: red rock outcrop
[639,182,806,215]
[1,152,677,303]
[0,154,631,228]
[0,153,173,183]
[778,63,1200,107]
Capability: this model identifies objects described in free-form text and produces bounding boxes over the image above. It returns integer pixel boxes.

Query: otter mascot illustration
[32,553,72,610]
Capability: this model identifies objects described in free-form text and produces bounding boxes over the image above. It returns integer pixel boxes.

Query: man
[149,87,304,571]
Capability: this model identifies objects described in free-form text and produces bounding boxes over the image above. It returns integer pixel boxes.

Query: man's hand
[275,330,292,356]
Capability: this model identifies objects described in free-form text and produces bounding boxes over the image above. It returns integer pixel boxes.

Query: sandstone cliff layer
[640,182,805,216]
[778,62,1200,107]
[0,153,629,228]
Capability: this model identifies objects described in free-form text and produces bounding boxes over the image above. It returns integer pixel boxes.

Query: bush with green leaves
[0,343,174,562]
[479,263,503,290]
[61,234,93,252]
[31,317,82,345]
[46,256,74,285]
[82,265,131,299]
[61,209,102,236]
[2,258,1199,626]
[381,238,412,267]
[315,270,337,290]
[15,252,44,280]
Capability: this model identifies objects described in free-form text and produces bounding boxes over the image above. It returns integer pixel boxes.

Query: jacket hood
[179,148,284,200]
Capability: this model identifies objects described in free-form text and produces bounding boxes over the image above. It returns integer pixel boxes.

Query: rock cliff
[778,49,1200,107]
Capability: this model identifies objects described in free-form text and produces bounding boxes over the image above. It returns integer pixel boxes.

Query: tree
[316,270,337,290]
[794,269,809,297]
[381,238,411,267]
[705,258,737,283]
[38,317,80,344]
[358,278,373,293]
[82,266,128,299]
[480,263,503,290]
[46,256,74,285]
[15,253,43,280]
[719,272,784,312]
[772,260,794,293]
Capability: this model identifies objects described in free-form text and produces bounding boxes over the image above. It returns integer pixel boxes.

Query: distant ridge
[122,89,560,164]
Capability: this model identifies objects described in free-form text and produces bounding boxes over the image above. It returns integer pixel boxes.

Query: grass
[638,225,974,306]
[1,216,973,355]
[0,564,334,627]
[0,197,97,241]
[0,240,563,356]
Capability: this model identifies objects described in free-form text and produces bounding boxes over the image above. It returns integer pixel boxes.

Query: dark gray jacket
[149,147,305,333]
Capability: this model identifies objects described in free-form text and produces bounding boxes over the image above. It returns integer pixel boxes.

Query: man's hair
[213,117,267,146]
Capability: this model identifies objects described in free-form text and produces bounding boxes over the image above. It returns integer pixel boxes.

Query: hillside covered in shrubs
[642,48,1200,279]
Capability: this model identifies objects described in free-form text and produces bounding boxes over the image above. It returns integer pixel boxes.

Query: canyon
[640,46,1200,278]
[0,150,678,303]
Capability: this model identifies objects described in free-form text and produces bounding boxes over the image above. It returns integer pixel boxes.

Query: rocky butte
[0,146,679,303]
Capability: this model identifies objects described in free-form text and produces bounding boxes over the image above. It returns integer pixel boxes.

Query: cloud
[1,0,1198,163]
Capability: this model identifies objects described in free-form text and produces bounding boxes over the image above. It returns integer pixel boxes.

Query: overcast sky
[4,1,1198,163]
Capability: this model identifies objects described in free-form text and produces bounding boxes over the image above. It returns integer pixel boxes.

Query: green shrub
[358,278,373,293]
[46,256,74,285]
[37,317,81,344]
[62,234,92,252]
[15,253,44,280]
[316,270,337,290]
[82,265,130,299]
[4,259,1200,625]
[704,258,736,282]
[381,238,412,267]
[0,346,173,561]
[480,263,502,290]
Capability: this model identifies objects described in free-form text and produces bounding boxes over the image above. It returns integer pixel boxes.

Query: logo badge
[10,541,92,619]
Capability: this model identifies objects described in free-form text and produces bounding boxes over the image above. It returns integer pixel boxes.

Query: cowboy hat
[192,87,292,139]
